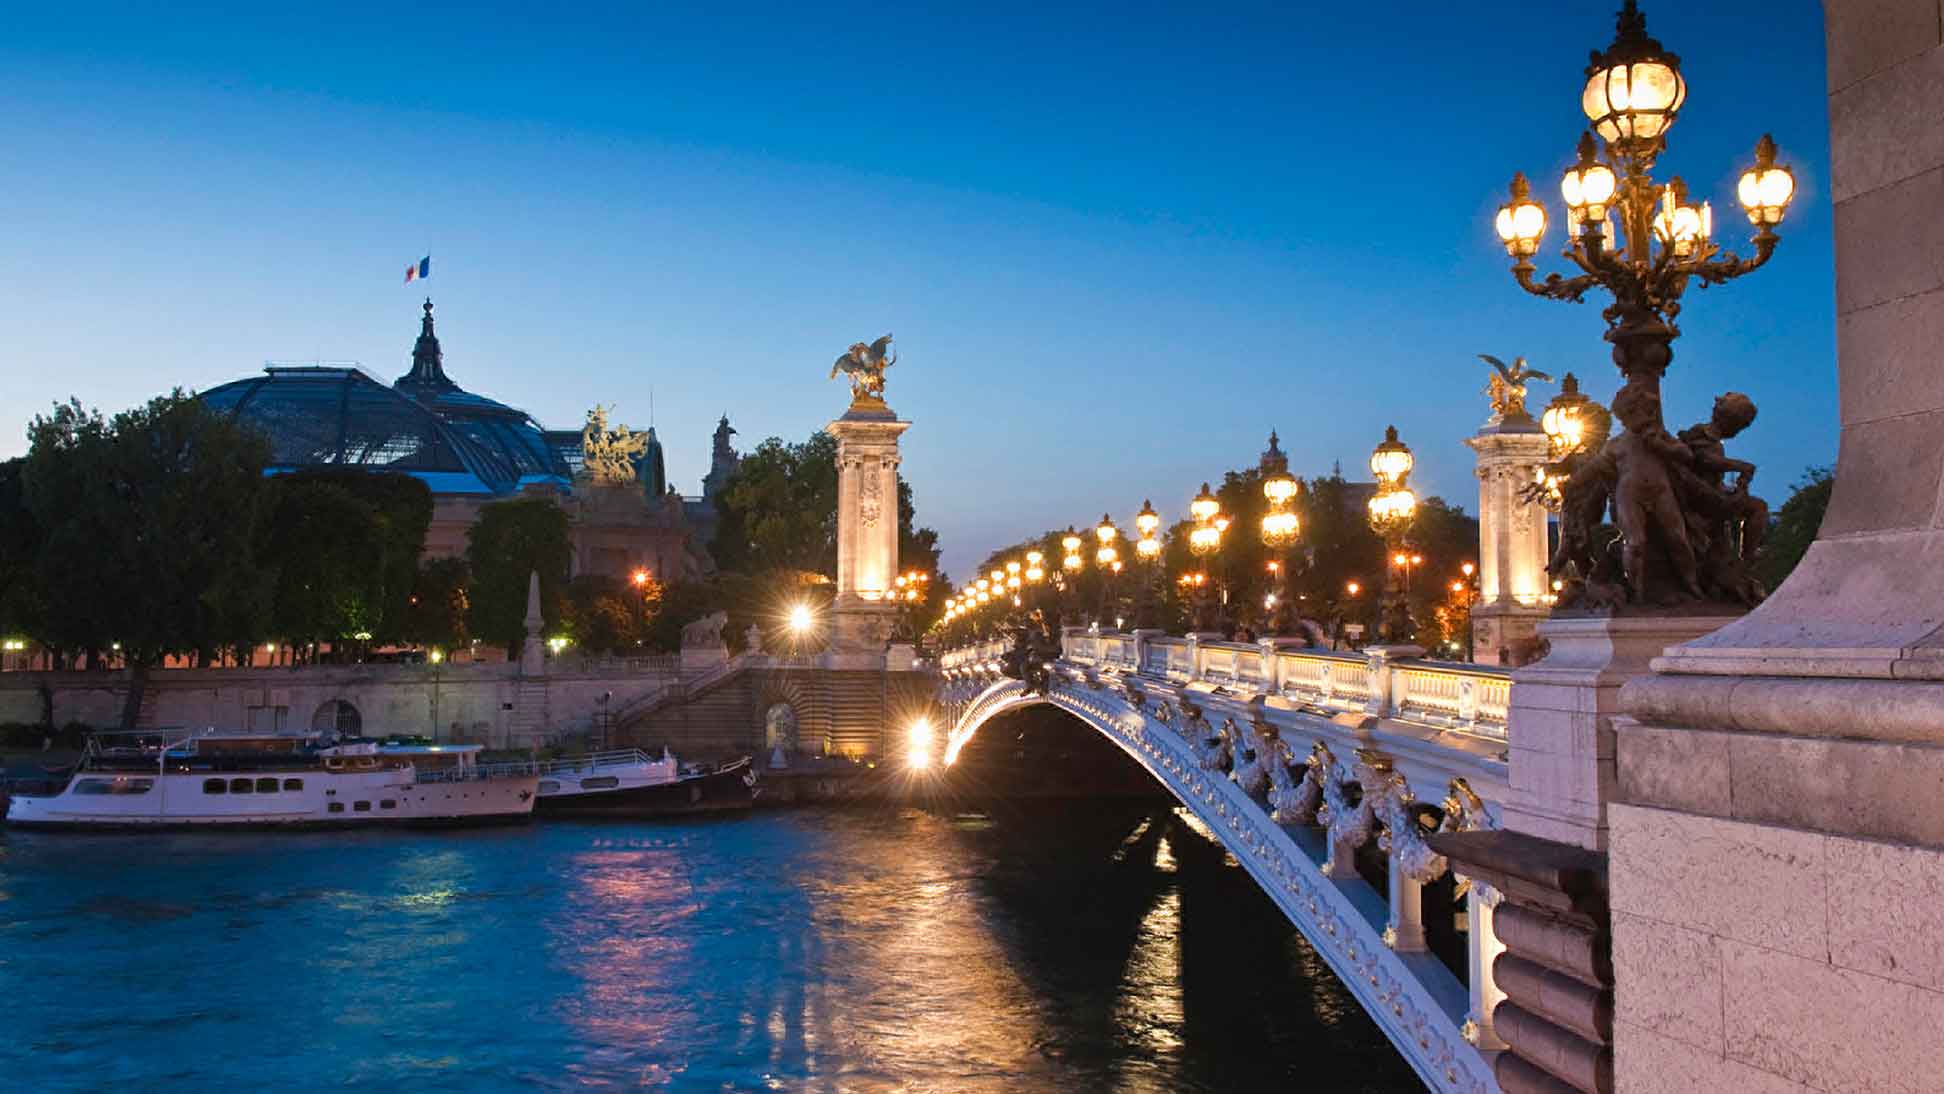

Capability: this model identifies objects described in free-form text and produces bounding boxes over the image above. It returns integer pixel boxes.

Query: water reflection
[0,806,1416,1092]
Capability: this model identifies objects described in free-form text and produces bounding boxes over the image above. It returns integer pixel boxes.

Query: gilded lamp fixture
[1493,0,1795,399]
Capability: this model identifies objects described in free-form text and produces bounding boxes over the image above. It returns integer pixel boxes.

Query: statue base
[1502,614,1737,851]
[829,596,898,655]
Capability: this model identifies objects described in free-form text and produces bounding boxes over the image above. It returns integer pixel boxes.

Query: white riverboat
[523,748,758,817]
[4,731,538,830]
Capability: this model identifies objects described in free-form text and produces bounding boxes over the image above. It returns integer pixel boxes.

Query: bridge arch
[937,638,1510,1094]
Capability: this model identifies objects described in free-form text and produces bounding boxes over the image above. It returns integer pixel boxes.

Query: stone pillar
[826,401,911,655]
[519,570,545,676]
[1465,414,1552,666]
[1386,865,1427,953]
[1601,11,1944,1092]
[1502,616,1732,852]
[1465,883,1508,1052]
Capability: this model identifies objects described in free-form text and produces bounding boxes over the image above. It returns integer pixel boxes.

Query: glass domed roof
[201,366,521,494]
[392,299,571,485]
[200,299,575,497]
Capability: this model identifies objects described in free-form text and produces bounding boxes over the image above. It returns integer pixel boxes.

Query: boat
[4,730,538,830]
[526,748,759,817]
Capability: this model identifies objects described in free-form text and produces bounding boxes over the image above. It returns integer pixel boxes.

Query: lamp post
[1132,499,1162,629]
[1187,482,1226,635]
[1367,426,1419,644]
[1056,528,1084,631]
[1258,431,1303,638]
[1492,1,1794,606]
[1094,513,1121,627]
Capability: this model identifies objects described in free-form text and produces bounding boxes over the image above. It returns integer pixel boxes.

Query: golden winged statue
[830,334,896,406]
[1479,354,1554,419]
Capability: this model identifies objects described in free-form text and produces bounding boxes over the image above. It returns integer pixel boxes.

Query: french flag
[404,256,430,284]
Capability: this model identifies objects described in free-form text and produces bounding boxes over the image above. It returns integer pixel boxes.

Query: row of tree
[0,395,954,715]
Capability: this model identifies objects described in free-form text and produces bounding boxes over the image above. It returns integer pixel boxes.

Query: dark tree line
[0,394,587,724]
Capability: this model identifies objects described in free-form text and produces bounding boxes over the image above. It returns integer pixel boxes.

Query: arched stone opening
[947,702,1167,801]
[763,702,799,756]
[311,698,362,736]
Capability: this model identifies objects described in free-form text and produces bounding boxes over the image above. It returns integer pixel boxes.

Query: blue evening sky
[0,1,1835,582]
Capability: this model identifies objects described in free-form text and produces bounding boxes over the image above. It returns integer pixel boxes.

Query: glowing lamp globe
[1189,483,1220,523]
[1580,2,1686,150]
[1560,133,1618,222]
[1261,508,1300,549]
[1369,426,1414,487]
[1736,134,1795,226]
[1495,173,1548,258]
[1135,499,1161,537]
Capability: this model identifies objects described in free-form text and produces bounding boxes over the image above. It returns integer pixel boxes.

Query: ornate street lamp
[1367,426,1418,643]
[1130,500,1162,628]
[1187,482,1226,634]
[1533,372,1614,508]
[1094,513,1121,626]
[1492,1,1793,608]
[1258,431,1304,638]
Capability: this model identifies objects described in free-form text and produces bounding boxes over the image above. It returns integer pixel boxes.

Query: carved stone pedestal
[1467,414,1552,667]
[1503,615,1735,852]
[826,399,910,655]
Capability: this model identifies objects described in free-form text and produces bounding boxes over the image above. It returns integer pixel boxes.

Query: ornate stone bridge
[939,630,1515,1093]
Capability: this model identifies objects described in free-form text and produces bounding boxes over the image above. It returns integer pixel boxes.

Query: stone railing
[934,629,1518,1091]
[1059,631,1512,741]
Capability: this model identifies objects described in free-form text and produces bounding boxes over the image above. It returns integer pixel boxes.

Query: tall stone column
[826,400,910,656]
[1601,10,1944,1092]
[1465,411,1551,666]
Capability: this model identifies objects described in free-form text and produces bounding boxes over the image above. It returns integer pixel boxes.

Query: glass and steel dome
[199,299,575,497]
[201,366,521,494]
[392,299,570,485]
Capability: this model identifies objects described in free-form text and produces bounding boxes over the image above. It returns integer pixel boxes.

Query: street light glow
[788,603,816,634]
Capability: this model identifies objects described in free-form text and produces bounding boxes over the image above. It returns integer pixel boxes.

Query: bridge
[938,631,1511,1093]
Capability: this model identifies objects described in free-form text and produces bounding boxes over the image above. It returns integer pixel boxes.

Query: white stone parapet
[934,631,1514,1092]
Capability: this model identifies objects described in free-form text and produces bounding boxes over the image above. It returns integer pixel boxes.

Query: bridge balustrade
[934,629,1517,1092]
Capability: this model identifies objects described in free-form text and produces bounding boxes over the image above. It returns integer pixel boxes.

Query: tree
[261,478,388,655]
[277,469,432,644]
[712,432,840,575]
[466,497,571,656]
[1755,466,1833,592]
[0,459,43,647]
[405,557,471,651]
[560,574,646,656]
[712,430,944,591]
[22,393,273,723]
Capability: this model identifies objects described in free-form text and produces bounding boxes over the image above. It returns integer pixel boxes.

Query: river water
[0,804,1419,1092]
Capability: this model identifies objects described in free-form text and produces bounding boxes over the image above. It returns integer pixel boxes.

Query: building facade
[198,299,740,586]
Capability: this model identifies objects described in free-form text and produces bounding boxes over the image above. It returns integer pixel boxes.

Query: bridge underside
[943,673,1498,1094]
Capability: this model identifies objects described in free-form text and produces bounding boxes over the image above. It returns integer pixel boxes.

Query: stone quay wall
[0,661,680,750]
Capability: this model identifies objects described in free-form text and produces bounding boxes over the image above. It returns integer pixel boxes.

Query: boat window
[379,799,397,810]
[230,778,254,794]
[580,776,620,790]
[203,778,226,795]
[255,777,279,794]
[537,780,560,794]
[353,801,371,812]
[328,802,345,814]
[283,778,303,791]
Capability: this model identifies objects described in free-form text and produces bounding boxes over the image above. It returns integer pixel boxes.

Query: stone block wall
[1609,802,1944,1094]
[0,663,679,749]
